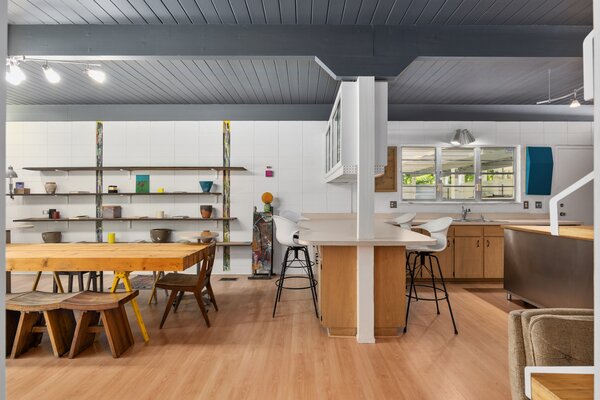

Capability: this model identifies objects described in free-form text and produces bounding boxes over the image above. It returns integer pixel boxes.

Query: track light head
[6,59,26,85]
[569,90,581,108]
[85,68,106,84]
[42,63,61,84]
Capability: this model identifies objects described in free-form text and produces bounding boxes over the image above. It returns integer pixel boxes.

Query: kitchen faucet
[461,205,471,220]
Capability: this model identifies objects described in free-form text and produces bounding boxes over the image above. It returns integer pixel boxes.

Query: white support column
[356,76,375,240]
[356,76,376,344]
[593,1,600,394]
[1,0,7,393]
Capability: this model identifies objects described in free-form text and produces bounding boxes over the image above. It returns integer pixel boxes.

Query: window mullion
[436,147,442,202]
[475,147,481,201]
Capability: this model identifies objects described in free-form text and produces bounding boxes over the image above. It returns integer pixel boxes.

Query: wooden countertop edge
[502,225,594,241]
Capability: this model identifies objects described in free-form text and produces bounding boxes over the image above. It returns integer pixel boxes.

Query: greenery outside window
[401,146,517,202]
[401,147,436,200]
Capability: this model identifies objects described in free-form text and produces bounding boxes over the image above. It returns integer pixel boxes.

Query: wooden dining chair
[155,243,217,328]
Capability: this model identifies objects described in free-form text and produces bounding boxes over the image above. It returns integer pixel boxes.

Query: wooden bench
[61,290,138,358]
[5,290,139,359]
[6,292,77,358]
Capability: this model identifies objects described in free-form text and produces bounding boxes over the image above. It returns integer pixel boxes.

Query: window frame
[400,145,520,203]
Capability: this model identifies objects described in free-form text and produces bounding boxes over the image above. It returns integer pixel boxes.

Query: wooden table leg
[110,271,149,343]
[32,271,42,291]
[52,272,65,293]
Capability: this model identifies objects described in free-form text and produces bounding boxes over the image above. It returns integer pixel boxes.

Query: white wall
[376,121,594,217]
[5,119,593,273]
[5,120,351,274]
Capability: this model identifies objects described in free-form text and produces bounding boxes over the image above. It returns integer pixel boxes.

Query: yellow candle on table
[107,232,116,243]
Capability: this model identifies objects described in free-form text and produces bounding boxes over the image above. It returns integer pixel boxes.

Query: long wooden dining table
[6,242,211,342]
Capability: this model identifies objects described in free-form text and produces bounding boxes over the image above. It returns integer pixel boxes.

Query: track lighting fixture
[450,129,475,146]
[5,57,107,85]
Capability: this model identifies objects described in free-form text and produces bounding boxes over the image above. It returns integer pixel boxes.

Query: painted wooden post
[222,121,231,271]
[356,77,376,344]
[95,121,104,243]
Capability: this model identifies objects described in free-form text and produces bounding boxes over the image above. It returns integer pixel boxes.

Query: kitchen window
[401,146,517,202]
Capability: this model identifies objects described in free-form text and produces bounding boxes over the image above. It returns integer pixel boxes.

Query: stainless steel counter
[504,227,593,308]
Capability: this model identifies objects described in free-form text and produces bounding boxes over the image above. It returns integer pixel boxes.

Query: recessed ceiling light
[42,64,61,84]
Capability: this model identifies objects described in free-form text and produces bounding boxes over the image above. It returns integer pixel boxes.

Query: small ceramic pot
[150,229,172,243]
[44,182,57,194]
[199,181,213,193]
[42,231,62,243]
[200,205,213,219]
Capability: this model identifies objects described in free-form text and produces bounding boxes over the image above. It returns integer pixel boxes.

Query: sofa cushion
[529,315,594,366]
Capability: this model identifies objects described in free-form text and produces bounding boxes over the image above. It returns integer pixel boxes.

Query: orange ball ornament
[261,192,273,204]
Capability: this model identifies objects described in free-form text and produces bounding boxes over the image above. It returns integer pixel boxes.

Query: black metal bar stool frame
[272,246,318,318]
[404,250,458,334]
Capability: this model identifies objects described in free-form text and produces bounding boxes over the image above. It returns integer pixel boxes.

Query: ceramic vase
[44,182,57,194]
[200,205,213,219]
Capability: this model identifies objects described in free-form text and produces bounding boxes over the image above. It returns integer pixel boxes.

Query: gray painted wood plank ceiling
[6,58,339,105]
[7,0,592,25]
[389,57,585,105]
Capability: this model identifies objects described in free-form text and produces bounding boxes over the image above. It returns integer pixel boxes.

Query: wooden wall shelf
[7,192,221,197]
[13,217,237,223]
[23,166,247,172]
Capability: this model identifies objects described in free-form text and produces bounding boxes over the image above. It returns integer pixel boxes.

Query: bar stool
[404,217,458,334]
[272,215,318,318]
[393,212,416,229]
[279,209,309,223]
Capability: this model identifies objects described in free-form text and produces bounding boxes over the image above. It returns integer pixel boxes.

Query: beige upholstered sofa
[508,309,593,400]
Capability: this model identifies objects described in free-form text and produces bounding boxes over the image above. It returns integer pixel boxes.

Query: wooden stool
[6,292,77,358]
[61,290,139,358]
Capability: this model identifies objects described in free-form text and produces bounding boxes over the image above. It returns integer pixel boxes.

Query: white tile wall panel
[543,121,569,146]
[519,121,544,145]
[567,122,593,145]
[6,119,584,273]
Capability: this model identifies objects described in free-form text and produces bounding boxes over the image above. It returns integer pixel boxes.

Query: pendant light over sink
[450,129,475,146]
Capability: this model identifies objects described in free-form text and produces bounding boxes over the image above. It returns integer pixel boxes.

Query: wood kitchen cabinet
[483,237,504,278]
[415,224,506,281]
[454,236,484,278]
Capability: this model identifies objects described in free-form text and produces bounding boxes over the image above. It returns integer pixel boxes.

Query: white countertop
[296,218,436,246]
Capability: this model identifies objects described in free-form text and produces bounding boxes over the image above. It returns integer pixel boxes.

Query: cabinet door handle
[476,240,480,248]
[486,239,490,248]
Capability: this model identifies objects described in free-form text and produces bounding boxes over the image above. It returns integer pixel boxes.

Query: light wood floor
[6,274,524,400]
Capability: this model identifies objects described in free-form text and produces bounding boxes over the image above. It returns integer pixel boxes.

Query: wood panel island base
[298,217,434,342]
[318,246,405,337]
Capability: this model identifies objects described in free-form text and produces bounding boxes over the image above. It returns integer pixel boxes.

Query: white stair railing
[549,171,594,236]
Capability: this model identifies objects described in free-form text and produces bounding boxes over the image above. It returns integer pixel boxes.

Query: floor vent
[220,277,238,281]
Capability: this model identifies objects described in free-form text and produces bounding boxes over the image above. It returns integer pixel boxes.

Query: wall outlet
[523,201,529,209]
[535,201,543,209]
[390,201,397,209]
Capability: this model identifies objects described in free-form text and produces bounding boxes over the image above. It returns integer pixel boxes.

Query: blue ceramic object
[199,180,213,193]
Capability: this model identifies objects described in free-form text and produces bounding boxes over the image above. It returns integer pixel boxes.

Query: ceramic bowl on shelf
[200,205,213,218]
[150,228,172,243]
[199,181,213,193]
[42,231,62,243]
[179,230,219,243]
